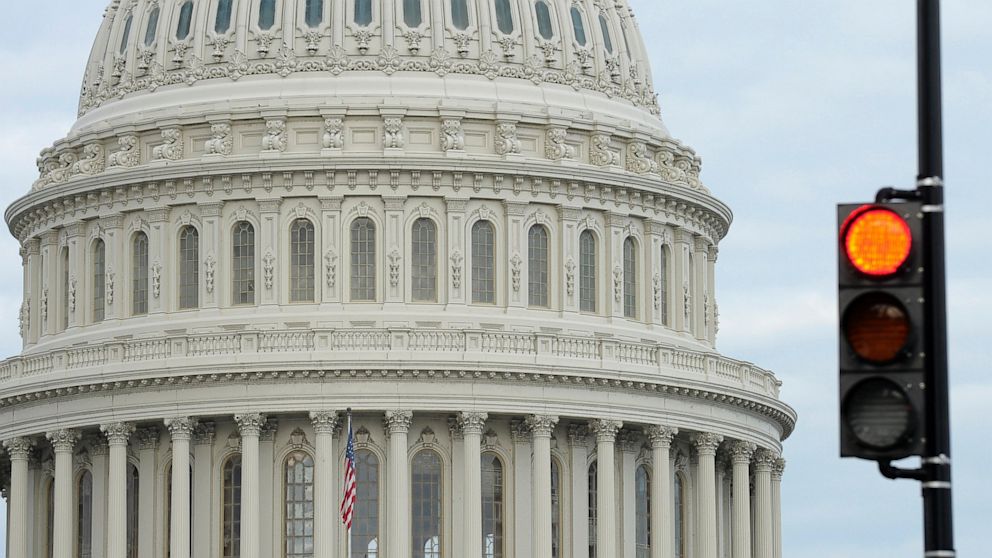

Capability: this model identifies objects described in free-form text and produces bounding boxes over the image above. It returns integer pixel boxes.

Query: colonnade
[2,411,785,558]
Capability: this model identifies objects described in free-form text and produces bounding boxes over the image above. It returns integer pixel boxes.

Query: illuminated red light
[842,206,912,276]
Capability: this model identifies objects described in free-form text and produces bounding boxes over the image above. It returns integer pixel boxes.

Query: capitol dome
[2,2,794,558]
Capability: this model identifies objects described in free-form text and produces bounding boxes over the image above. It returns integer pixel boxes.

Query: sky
[0,1,989,557]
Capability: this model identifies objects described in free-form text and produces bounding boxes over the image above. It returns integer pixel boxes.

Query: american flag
[340,413,357,531]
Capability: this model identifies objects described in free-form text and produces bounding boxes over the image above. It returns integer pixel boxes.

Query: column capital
[567,423,590,446]
[234,413,267,437]
[100,422,135,446]
[772,457,787,481]
[164,417,197,440]
[645,425,678,449]
[309,411,340,435]
[752,447,779,471]
[727,440,757,464]
[384,410,414,434]
[526,414,559,438]
[192,421,216,446]
[3,437,35,460]
[590,419,623,442]
[259,417,279,442]
[134,426,161,450]
[691,432,724,456]
[46,429,81,453]
[458,412,488,435]
[509,419,531,442]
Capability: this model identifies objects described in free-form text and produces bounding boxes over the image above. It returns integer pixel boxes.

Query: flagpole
[346,408,353,558]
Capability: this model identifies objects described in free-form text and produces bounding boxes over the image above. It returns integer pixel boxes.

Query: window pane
[599,14,614,54]
[411,219,437,302]
[351,449,380,558]
[305,0,324,27]
[451,0,469,30]
[223,456,242,558]
[481,454,504,558]
[93,240,106,322]
[119,15,133,54]
[132,233,149,315]
[570,7,586,46]
[623,237,637,318]
[216,0,234,33]
[471,221,495,304]
[588,462,597,558]
[176,2,193,40]
[232,221,256,305]
[78,470,93,558]
[290,219,316,303]
[528,225,549,308]
[404,0,422,27]
[285,452,315,558]
[350,218,376,301]
[354,0,372,26]
[258,0,277,30]
[411,450,442,558]
[493,0,513,34]
[535,1,553,40]
[579,231,596,312]
[179,226,200,309]
[635,466,651,558]
[144,8,160,46]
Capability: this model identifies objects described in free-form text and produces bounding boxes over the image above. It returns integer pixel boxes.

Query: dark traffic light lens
[843,378,914,449]
[843,292,911,363]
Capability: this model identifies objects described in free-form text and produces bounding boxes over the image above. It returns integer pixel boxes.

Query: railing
[0,328,781,398]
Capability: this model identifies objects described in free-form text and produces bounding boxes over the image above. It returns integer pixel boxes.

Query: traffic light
[838,201,927,461]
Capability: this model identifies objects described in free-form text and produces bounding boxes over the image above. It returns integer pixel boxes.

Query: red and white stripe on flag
[340,416,357,530]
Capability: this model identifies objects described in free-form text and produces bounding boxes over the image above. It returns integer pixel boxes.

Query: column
[258,199,281,306]
[101,422,135,558]
[505,201,527,309]
[646,426,677,558]
[560,206,582,313]
[771,458,786,558]
[644,220,666,326]
[134,427,160,558]
[752,449,776,558]
[192,422,216,558]
[64,222,84,329]
[692,433,723,558]
[672,228,691,333]
[89,438,108,558]
[39,231,57,338]
[444,198,468,308]
[510,421,532,558]
[605,212,625,319]
[527,415,559,558]
[692,237,708,339]
[385,410,414,558]
[460,412,488,558]
[147,207,170,314]
[46,429,80,558]
[165,417,196,558]
[4,437,35,558]
[24,238,41,345]
[310,411,339,558]
[591,419,622,558]
[727,441,755,558]
[383,196,406,304]
[102,214,124,321]
[449,418,464,555]
[198,202,223,309]
[318,197,343,304]
[618,430,638,558]
[235,413,265,558]
[706,245,719,345]
[568,425,590,558]
[260,418,278,557]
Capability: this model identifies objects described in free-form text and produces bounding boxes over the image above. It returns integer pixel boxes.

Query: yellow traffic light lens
[843,378,914,450]
[843,206,912,276]
[843,292,911,363]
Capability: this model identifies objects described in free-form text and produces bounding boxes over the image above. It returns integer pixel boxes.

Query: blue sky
[0,1,989,557]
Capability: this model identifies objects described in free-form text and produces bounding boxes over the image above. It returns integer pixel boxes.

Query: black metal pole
[916,1,954,557]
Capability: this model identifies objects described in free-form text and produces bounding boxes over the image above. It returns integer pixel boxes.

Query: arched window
[403,0,423,27]
[551,458,563,558]
[570,7,587,46]
[216,0,234,33]
[588,461,598,558]
[493,0,513,34]
[284,450,315,558]
[528,225,549,308]
[635,465,650,558]
[178,226,199,310]
[61,248,69,330]
[77,470,93,558]
[352,449,380,558]
[659,245,670,326]
[481,453,504,558]
[450,0,469,30]
[354,0,372,26]
[623,237,637,318]
[176,2,194,40]
[290,219,316,303]
[93,239,106,322]
[126,463,139,558]
[534,0,554,40]
[471,221,495,304]
[144,8,160,46]
[232,221,256,305]
[411,449,442,558]
[258,0,277,30]
[599,14,614,54]
[305,0,324,27]
[674,472,686,558]
[411,218,437,302]
[350,218,376,301]
[132,232,149,316]
[579,230,596,312]
[222,455,242,558]
[119,15,133,54]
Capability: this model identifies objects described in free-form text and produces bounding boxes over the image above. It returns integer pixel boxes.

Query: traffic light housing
[838,202,927,461]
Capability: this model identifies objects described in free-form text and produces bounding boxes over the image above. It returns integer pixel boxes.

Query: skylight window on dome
[258,0,277,30]
[599,14,614,54]
[143,8,160,46]
[535,0,553,40]
[570,7,586,46]
[493,0,513,34]
[215,0,234,33]
[176,1,194,40]
[119,15,133,54]
[403,0,423,28]
[305,0,324,27]
[354,0,372,26]
[451,0,469,30]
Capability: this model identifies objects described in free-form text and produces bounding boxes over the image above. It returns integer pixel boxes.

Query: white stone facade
[1,2,795,558]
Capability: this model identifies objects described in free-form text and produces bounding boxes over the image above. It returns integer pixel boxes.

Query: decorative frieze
[152,128,184,161]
